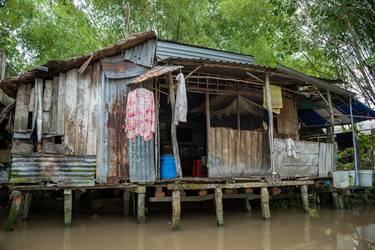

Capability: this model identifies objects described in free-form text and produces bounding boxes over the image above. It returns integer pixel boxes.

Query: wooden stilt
[21,192,32,220]
[244,198,252,212]
[136,186,146,223]
[4,191,22,231]
[64,190,72,227]
[261,187,270,220]
[338,193,345,209]
[332,192,339,209]
[172,190,181,230]
[123,190,130,216]
[301,185,309,213]
[215,188,224,226]
[74,190,81,214]
[137,193,146,224]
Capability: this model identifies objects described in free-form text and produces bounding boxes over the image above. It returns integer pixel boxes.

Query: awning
[130,65,182,84]
[298,99,375,127]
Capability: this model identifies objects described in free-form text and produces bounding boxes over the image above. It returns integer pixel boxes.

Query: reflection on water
[1,208,375,250]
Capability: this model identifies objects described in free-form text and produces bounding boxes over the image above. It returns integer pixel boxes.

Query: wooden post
[332,192,340,209]
[261,187,270,220]
[4,191,22,231]
[205,91,210,176]
[371,129,375,171]
[265,73,275,173]
[301,185,309,213]
[244,198,252,212]
[74,190,81,214]
[172,189,181,230]
[326,90,335,143]
[236,83,240,131]
[21,192,32,220]
[136,186,146,224]
[64,190,72,227]
[123,190,130,216]
[215,188,224,226]
[167,73,182,177]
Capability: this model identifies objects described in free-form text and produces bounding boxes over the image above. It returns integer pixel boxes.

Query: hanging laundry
[263,84,283,114]
[286,138,297,158]
[174,73,188,125]
[125,88,155,141]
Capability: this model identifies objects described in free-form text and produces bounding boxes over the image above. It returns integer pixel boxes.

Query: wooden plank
[29,87,34,112]
[49,76,59,134]
[42,79,52,134]
[57,73,66,136]
[86,62,100,155]
[277,98,299,140]
[64,69,78,154]
[35,79,43,143]
[14,84,31,132]
[74,65,92,155]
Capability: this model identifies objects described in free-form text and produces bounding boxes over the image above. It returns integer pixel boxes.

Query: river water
[1,207,375,250]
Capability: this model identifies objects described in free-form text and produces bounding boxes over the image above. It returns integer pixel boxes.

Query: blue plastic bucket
[160,154,176,179]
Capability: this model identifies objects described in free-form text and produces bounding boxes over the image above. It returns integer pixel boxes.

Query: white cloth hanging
[286,138,297,158]
[174,73,188,125]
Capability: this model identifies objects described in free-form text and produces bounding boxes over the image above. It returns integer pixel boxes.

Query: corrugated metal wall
[124,39,156,68]
[129,136,156,182]
[97,77,129,184]
[318,142,336,176]
[10,154,96,186]
[207,128,269,177]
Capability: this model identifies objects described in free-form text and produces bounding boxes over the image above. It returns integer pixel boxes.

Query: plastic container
[333,171,350,189]
[358,170,373,187]
[160,154,177,179]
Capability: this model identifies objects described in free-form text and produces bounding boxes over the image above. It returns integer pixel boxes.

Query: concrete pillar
[136,186,146,224]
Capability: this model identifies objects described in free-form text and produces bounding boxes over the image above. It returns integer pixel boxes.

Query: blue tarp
[298,100,375,128]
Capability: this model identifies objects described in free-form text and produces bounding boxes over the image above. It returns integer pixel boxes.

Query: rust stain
[106,84,129,183]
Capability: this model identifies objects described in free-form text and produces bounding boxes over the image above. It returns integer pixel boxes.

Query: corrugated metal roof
[157,41,254,65]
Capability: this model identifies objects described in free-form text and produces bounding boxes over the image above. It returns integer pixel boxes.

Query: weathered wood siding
[274,138,336,177]
[277,98,299,140]
[207,128,269,177]
[14,84,32,132]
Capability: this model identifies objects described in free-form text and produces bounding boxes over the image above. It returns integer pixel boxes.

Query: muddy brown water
[1,208,375,250]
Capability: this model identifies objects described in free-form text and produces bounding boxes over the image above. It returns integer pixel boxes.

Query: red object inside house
[192,160,206,177]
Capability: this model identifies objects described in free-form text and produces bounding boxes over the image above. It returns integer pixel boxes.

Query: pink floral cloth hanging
[125,88,155,141]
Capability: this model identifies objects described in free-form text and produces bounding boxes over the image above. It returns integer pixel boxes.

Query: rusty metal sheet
[123,39,156,68]
[101,55,149,79]
[130,66,182,84]
[10,154,96,186]
[97,77,130,184]
[129,136,156,183]
[207,128,269,177]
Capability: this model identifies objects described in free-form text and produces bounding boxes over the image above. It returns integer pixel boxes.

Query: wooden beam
[215,188,224,226]
[123,190,130,216]
[265,73,275,173]
[300,185,309,213]
[185,65,202,80]
[261,187,270,220]
[171,190,181,230]
[326,90,335,143]
[21,192,32,220]
[167,73,182,177]
[4,191,22,231]
[137,193,146,223]
[64,189,72,227]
